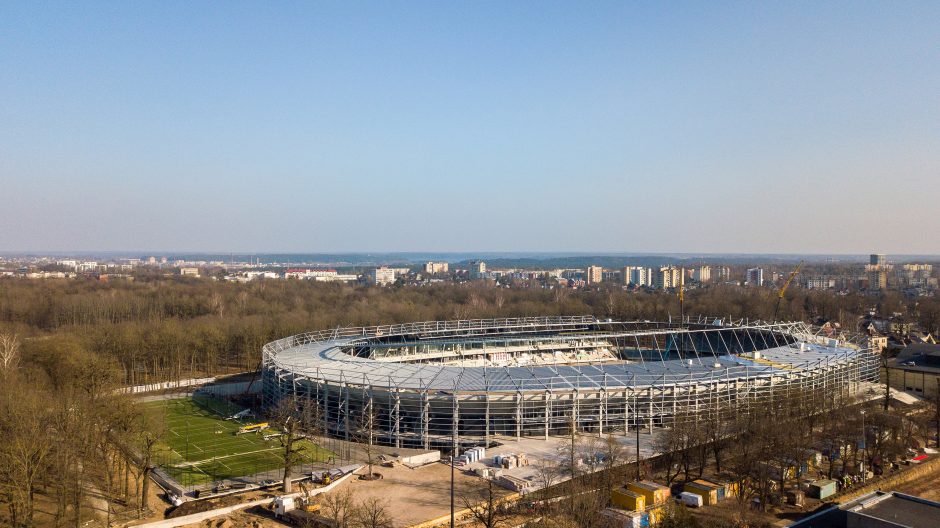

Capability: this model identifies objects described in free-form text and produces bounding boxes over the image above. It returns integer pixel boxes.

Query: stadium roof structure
[264,316,873,393]
[261,316,880,448]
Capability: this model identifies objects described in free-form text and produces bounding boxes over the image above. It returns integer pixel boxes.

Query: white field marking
[169,446,286,469]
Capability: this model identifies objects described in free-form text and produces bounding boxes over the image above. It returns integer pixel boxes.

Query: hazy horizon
[2,2,938,254]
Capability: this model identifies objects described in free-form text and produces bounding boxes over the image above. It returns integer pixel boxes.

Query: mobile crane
[773,260,804,321]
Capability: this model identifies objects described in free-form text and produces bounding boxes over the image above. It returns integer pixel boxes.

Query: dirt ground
[331,462,496,528]
[163,462,500,528]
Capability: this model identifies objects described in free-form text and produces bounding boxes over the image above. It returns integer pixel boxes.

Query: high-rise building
[469,261,487,280]
[370,267,397,286]
[622,266,650,287]
[424,261,449,274]
[715,266,732,282]
[654,266,683,289]
[693,266,711,283]
[870,254,886,267]
[586,265,603,285]
[746,268,764,286]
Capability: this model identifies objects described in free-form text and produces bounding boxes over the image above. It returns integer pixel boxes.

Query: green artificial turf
[144,396,333,487]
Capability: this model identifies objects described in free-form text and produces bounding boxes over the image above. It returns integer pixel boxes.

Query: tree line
[4,275,937,386]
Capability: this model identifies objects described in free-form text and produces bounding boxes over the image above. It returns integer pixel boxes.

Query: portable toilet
[611,487,646,512]
[626,481,671,506]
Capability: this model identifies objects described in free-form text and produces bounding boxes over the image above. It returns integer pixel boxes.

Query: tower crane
[773,260,804,321]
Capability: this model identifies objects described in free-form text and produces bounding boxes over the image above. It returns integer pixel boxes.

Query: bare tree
[269,395,316,493]
[355,398,379,479]
[462,479,512,528]
[601,434,630,498]
[354,496,393,528]
[0,332,19,374]
[321,488,356,528]
[534,458,561,492]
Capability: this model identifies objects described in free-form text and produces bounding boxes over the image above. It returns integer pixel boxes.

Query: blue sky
[1,2,938,254]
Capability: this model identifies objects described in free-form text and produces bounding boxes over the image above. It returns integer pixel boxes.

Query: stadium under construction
[261,316,879,449]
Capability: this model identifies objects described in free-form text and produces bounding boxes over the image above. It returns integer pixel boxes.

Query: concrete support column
[544,391,551,440]
[516,391,523,440]
[422,390,430,450]
[485,394,491,445]
[394,390,401,449]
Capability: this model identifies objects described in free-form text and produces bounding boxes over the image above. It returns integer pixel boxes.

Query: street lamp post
[860,410,866,480]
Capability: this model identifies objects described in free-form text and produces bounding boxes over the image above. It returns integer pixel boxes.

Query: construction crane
[773,260,804,321]
[678,272,685,325]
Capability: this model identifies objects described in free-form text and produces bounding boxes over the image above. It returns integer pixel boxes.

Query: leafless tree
[354,398,379,479]
[354,496,393,528]
[0,332,20,374]
[269,395,315,493]
[321,488,356,528]
[462,478,512,528]
[533,458,561,491]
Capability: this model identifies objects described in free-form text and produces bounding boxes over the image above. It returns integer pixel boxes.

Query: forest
[1,275,938,385]
[1,275,938,526]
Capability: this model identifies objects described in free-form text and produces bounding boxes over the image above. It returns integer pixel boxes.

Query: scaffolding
[261,316,879,449]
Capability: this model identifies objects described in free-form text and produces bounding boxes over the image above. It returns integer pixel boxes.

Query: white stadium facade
[261,316,879,449]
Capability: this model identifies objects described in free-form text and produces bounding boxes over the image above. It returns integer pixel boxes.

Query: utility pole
[935,378,939,448]
[635,419,641,481]
[185,419,190,487]
[860,410,867,480]
[883,352,890,411]
[451,430,456,528]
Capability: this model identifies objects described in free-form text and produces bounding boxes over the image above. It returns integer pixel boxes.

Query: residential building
[586,265,603,285]
[424,261,449,274]
[654,266,682,289]
[631,267,650,287]
[285,268,338,280]
[868,332,888,354]
[370,267,397,286]
[692,266,711,283]
[179,267,199,277]
[805,277,836,290]
[714,266,732,282]
[870,253,887,267]
[745,268,764,286]
[469,261,487,280]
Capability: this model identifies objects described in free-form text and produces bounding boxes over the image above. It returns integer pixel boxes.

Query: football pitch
[144,395,334,487]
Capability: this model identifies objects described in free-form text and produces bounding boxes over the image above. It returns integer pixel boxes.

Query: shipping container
[627,481,671,506]
[611,488,646,512]
[684,480,719,505]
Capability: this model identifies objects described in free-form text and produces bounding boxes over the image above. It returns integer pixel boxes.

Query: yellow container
[684,481,719,505]
[626,481,671,506]
[611,488,646,512]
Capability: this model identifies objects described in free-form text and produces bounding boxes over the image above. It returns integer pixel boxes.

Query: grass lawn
[144,395,333,487]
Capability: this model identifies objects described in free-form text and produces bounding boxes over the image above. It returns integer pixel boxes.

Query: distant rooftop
[789,491,940,528]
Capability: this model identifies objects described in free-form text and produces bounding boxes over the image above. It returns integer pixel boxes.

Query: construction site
[260,316,880,448]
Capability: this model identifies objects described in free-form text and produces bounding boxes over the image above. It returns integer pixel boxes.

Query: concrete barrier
[131,466,361,528]
[402,450,441,466]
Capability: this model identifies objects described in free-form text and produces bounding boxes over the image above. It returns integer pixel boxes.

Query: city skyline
[2,2,938,254]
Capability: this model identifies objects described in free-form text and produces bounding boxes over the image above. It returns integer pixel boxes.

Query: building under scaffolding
[261,316,879,449]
